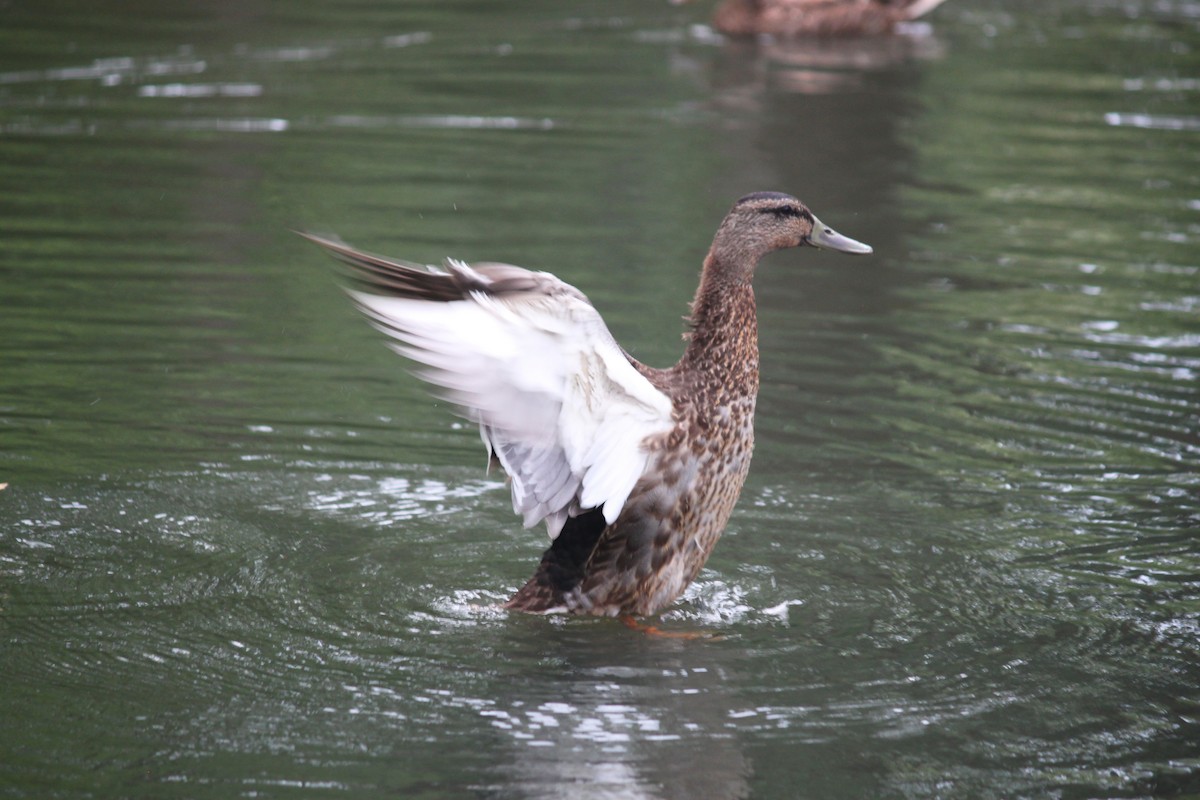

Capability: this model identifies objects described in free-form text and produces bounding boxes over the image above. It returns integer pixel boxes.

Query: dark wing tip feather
[296,230,466,302]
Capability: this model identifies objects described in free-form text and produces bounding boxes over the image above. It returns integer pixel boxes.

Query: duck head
[708,191,872,276]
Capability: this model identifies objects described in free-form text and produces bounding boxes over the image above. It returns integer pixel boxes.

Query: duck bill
[807,214,873,254]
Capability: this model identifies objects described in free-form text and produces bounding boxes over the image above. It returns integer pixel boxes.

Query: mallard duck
[303,192,871,619]
[711,0,951,37]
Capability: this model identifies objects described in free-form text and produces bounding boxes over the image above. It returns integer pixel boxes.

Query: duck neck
[680,252,760,393]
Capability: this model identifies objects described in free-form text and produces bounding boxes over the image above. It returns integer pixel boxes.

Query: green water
[2,1,1197,797]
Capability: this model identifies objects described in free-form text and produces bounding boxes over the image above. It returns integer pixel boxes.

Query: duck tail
[505,508,607,613]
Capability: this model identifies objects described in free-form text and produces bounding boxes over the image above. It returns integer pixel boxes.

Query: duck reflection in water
[701,0,952,38]
[480,632,754,799]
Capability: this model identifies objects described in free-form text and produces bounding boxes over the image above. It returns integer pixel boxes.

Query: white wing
[348,259,674,539]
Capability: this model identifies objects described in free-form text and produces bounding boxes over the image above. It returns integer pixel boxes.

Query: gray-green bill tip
[808,214,873,255]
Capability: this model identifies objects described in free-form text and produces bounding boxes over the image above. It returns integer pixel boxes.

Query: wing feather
[342,258,674,539]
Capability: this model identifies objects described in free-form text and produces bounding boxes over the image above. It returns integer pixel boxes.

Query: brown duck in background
[711,0,951,37]
[302,192,871,621]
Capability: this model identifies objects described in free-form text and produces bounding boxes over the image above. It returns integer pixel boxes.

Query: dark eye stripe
[764,205,800,218]
[762,205,812,222]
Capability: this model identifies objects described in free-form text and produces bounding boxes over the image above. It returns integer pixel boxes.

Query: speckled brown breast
[561,396,758,617]
[560,281,761,617]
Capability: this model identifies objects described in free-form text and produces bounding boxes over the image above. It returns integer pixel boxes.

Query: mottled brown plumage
[712,0,951,37]
[304,192,871,619]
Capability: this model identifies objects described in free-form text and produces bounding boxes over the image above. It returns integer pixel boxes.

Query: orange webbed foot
[619,614,724,641]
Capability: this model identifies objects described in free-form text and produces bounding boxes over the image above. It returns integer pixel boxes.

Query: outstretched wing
[303,233,675,539]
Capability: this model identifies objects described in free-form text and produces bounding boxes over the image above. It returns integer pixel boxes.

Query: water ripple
[1104,111,1200,131]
